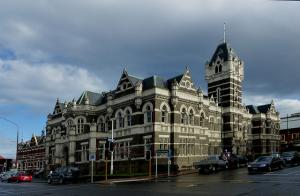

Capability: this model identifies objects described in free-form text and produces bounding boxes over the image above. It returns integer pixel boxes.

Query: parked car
[194,155,228,173]
[1,171,17,182]
[281,151,300,166]
[47,166,80,184]
[248,156,284,174]
[233,155,248,168]
[7,172,32,183]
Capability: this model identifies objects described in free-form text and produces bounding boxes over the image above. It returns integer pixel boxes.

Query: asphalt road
[1,166,300,196]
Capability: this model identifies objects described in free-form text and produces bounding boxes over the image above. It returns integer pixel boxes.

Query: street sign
[89,153,96,161]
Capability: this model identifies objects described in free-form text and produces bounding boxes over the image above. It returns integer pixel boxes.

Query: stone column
[69,127,76,164]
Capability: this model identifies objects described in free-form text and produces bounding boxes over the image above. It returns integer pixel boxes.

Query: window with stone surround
[200,112,205,127]
[117,112,124,128]
[77,118,84,134]
[189,109,194,125]
[125,109,132,127]
[181,108,188,125]
[161,105,168,123]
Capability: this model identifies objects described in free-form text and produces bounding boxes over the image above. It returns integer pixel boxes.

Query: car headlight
[259,164,266,167]
[247,164,252,168]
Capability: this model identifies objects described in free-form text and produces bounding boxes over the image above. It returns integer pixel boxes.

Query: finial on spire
[223,22,226,43]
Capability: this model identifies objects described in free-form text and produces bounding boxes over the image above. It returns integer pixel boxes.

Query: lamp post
[110,118,114,175]
[0,117,19,169]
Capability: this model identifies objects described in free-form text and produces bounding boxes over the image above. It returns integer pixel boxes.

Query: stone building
[45,40,280,173]
[17,134,46,173]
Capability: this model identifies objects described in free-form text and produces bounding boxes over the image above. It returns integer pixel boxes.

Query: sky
[1,0,300,158]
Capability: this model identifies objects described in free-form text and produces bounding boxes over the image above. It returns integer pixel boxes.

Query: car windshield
[282,152,295,157]
[255,156,272,162]
[207,156,219,161]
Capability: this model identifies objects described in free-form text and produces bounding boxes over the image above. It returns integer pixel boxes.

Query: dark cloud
[0,0,299,111]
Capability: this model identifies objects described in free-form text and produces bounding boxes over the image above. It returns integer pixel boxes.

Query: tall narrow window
[125,110,131,127]
[215,66,218,73]
[219,65,222,72]
[181,108,187,125]
[189,110,194,125]
[77,118,84,134]
[117,112,124,128]
[216,88,221,104]
[210,117,214,131]
[145,105,152,123]
[200,113,205,127]
[161,105,167,123]
[105,117,111,131]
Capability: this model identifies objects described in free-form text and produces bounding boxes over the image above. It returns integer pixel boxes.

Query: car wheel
[279,164,283,170]
[268,166,272,172]
[212,166,216,172]
[47,178,52,184]
[59,177,63,184]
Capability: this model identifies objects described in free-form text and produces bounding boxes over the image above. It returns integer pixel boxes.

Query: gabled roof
[246,104,271,114]
[209,42,240,66]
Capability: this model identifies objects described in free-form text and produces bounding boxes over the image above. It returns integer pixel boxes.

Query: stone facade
[45,41,280,174]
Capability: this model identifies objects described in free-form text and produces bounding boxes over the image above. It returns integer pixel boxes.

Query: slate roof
[143,75,167,90]
[246,104,271,114]
[209,42,240,66]
[128,74,143,85]
[77,91,103,106]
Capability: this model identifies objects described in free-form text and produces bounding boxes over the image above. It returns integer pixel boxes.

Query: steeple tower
[205,41,244,107]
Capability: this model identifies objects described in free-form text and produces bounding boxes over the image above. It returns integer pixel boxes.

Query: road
[1,166,300,196]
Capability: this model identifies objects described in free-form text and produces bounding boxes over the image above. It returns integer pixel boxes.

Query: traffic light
[146,150,151,160]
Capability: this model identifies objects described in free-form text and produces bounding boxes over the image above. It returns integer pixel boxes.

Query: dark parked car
[47,166,80,184]
[248,156,284,174]
[234,155,248,168]
[281,151,300,166]
[194,155,228,173]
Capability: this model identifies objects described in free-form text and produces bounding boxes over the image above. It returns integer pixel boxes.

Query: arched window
[161,105,167,123]
[125,110,131,127]
[200,113,205,127]
[189,110,194,125]
[98,118,105,132]
[215,66,218,73]
[117,112,124,128]
[219,65,222,72]
[77,118,84,134]
[105,116,111,131]
[181,108,188,125]
[145,105,152,123]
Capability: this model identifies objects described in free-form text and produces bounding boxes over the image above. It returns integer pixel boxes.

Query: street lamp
[0,116,20,169]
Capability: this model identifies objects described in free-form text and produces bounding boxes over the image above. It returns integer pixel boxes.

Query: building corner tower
[205,41,251,155]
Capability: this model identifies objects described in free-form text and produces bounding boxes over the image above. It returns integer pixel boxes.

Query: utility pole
[110,118,114,175]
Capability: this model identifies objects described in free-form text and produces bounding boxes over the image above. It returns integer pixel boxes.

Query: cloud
[0,57,107,113]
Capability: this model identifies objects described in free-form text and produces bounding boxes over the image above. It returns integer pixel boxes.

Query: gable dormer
[116,69,142,93]
[178,67,196,91]
[53,98,63,115]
